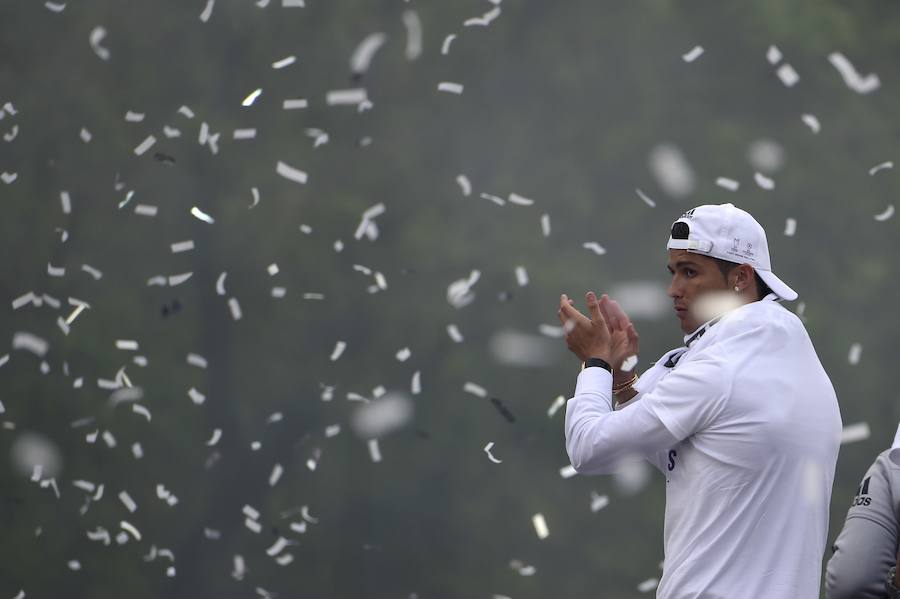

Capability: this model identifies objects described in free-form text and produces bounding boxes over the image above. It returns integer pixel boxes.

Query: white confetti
[326,89,367,105]
[282,0,304,6]
[233,128,257,140]
[514,266,529,287]
[134,204,158,217]
[635,188,656,207]
[582,242,606,256]
[119,491,137,513]
[268,464,283,487]
[352,393,414,439]
[754,172,775,190]
[456,174,472,196]
[120,520,142,541]
[766,45,782,65]
[847,342,862,365]
[464,6,501,26]
[547,395,565,417]
[637,578,659,593]
[350,33,387,75]
[47,263,65,277]
[115,339,138,351]
[784,218,797,237]
[875,205,895,222]
[190,206,215,223]
[869,161,893,176]
[463,382,487,398]
[840,422,871,445]
[186,353,207,368]
[447,324,464,343]
[12,292,36,310]
[367,438,382,463]
[483,442,502,464]
[131,404,151,422]
[124,111,144,122]
[80,127,92,142]
[168,272,192,286]
[649,143,695,198]
[215,272,227,295]
[276,160,308,184]
[395,347,411,362]
[272,55,296,69]
[133,135,157,156]
[68,560,82,571]
[330,341,347,361]
[828,52,880,94]
[12,332,48,356]
[1,172,17,184]
[402,10,422,60]
[801,113,821,133]
[541,213,551,236]
[60,191,72,214]
[590,492,610,512]
[681,45,704,62]
[508,193,534,206]
[481,192,505,206]
[559,464,577,479]
[249,187,260,208]
[188,387,206,405]
[538,324,565,338]
[532,513,549,539]
[282,98,308,110]
[441,34,456,55]
[411,371,421,395]
[206,429,222,446]
[45,1,66,11]
[89,26,110,61]
[199,0,215,21]
[776,63,800,87]
[242,88,263,107]
[621,355,639,372]
[169,240,195,254]
[447,270,480,308]
[715,177,740,191]
[437,82,464,95]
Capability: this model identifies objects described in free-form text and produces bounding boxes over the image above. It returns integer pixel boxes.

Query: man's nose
[667,278,682,299]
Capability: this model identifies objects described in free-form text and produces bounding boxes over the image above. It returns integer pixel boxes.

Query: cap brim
[756,270,798,301]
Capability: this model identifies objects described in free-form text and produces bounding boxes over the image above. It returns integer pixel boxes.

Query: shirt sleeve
[825,455,899,599]
[640,343,731,441]
[564,366,679,475]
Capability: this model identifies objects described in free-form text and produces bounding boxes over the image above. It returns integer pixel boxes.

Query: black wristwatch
[887,565,900,598]
[584,357,612,373]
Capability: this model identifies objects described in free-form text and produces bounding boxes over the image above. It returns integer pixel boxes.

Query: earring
[734,286,740,292]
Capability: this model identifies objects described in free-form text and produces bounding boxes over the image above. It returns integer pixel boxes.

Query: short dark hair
[713,258,772,301]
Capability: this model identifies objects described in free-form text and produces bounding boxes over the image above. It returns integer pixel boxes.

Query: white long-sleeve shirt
[565,297,842,599]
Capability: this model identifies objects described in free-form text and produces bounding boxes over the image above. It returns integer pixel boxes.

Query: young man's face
[666,249,730,334]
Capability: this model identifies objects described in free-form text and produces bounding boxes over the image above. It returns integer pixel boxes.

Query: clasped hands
[558,291,640,383]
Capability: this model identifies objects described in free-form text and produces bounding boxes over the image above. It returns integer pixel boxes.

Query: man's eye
[684,269,696,277]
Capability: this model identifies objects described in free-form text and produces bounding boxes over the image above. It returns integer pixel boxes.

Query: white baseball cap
[666,203,798,301]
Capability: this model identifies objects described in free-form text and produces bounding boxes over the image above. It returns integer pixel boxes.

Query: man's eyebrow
[668,259,702,270]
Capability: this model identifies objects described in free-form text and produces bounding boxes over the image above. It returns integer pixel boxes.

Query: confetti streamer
[754,172,775,190]
[199,0,215,22]
[532,513,549,539]
[463,382,487,397]
[326,89,367,105]
[784,218,797,237]
[464,6,501,26]
[441,34,456,55]
[272,55,296,69]
[242,88,263,106]
[282,98,308,110]
[456,175,472,196]
[582,242,606,256]
[875,205,895,222]
[776,63,800,87]
[402,10,422,60]
[541,213,551,236]
[681,45,704,62]
[637,578,659,593]
[437,82,464,95]
[483,442,502,464]
[191,206,214,223]
[828,52,880,94]
[869,161,893,176]
[89,27,110,61]
[715,177,740,191]
[276,161,308,184]
[635,188,656,207]
[840,422,870,444]
[350,33,387,76]
[847,343,862,365]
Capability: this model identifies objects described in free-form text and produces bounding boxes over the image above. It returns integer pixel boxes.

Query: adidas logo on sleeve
[851,476,871,507]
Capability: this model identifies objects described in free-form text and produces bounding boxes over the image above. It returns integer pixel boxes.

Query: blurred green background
[1,0,898,597]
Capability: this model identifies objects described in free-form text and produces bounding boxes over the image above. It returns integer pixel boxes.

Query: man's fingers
[586,291,605,326]
[626,323,640,347]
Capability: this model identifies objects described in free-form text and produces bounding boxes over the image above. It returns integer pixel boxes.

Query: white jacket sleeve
[564,367,679,475]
